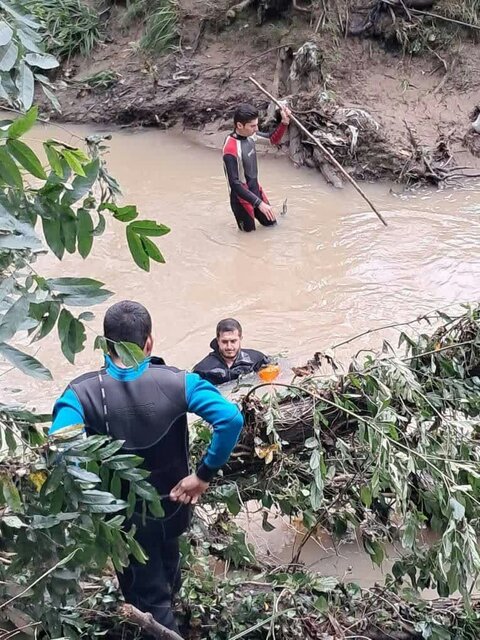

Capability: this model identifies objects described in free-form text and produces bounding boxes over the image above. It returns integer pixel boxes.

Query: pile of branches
[69,558,480,640]
[267,40,478,186]
[193,304,480,600]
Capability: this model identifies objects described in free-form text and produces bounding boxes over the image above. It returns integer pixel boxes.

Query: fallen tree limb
[409,7,480,31]
[248,76,388,226]
[119,604,184,640]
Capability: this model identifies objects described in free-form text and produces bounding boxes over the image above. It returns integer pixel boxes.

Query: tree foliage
[0,4,170,636]
[193,305,480,602]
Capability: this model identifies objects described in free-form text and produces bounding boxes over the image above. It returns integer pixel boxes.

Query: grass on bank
[21,0,102,60]
[122,0,178,54]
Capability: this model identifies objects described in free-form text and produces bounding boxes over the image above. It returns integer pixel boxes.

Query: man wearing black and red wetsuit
[223,103,291,232]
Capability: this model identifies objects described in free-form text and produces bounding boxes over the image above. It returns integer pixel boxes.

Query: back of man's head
[104,300,152,354]
[216,318,242,338]
[233,104,258,127]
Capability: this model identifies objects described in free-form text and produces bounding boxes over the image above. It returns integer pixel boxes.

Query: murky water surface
[3,123,480,582]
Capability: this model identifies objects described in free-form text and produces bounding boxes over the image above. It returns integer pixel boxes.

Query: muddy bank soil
[45,0,480,183]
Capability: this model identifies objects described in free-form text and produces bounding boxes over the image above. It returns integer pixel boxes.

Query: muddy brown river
[3,123,480,585]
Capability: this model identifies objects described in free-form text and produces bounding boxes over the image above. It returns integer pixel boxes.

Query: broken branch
[120,604,185,640]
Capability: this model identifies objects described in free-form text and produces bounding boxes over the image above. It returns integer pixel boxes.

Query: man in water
[49,301,243,634]
[223,102,291,232]
[193,318,269,386]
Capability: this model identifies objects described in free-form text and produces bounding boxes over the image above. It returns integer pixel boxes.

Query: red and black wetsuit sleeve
[223,152,262,208]
[256,122,288,146]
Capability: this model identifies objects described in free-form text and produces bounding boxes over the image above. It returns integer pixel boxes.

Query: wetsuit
[223,123,287,232]
[50,355,243,632]
[193,338,269,386]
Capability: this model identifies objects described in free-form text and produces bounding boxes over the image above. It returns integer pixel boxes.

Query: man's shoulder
[223,134,239,156]
[240,348,268,365]
[193,352,220,372]
[69,369,102,388]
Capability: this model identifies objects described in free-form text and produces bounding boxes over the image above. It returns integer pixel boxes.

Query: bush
[22,0,102,60]
[122,0,178,54]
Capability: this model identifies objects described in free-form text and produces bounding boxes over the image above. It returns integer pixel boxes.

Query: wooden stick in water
[248,76,388,227]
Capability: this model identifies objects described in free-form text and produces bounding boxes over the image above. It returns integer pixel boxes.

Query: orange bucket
[258,364,280,382]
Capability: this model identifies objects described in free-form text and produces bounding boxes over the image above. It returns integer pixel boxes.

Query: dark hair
[103,300,152,353]
[216,318,242,338]
[233,104,259,126]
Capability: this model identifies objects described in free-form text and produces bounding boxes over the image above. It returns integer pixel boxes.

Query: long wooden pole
[248,76,388,227]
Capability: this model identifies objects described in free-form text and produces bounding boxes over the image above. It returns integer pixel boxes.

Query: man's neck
[108,353,147,369]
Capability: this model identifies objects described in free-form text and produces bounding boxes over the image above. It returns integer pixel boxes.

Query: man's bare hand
[280,106,292,125]
[170,474,209,505]
[258,201,277,221]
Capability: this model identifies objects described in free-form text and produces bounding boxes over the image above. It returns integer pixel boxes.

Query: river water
[4,123,480,584]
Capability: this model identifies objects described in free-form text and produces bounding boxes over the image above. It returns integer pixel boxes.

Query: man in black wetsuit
[223,103,291,232]
[193,318,269,386]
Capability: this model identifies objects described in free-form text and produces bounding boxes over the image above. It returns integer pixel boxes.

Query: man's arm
[49,388,85,435]
[255,107,291,146]
[253,352,271,372]
[223,154,262,207]
[256,122,288,146]
[170,373,243,504]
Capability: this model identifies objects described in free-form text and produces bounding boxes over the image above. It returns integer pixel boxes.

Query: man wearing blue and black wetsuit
[50,300,243,634]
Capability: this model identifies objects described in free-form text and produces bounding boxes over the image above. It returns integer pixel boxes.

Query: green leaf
[61,210,77,254]
[262,511,275,532]
[57,309,86,364]
[62,159,99,206]
[40,84,61,113]
[310,480,323,510]
[77,209,93,258]
[60,287,113,307]
[47,277,104,292]
[7,106,37,138]
[129,220,170,237]
[450,498,465,522]
[0,295,30,342]
[67,467,101,484]
[126,226,149,271]
[100,202,138,222]
[148,498,165,518]
[128,536,148,564]
[0,2,38,29]
[57,308,74,363]
[62,149,86,177]
[25,52,59,69]
[42,216,64,259]
[2,515,24,528]
[105,454,144,471]
[141,236,165,264]
[360,486,373,508]
[93,211,105,236]
[0,146,23,188]
[0,41,18,72]
[97,440,124,459]
[43,143,63,176]
[1,476,22,511]
[0,20,13,46]
[94,335,108,354]
[16,61,34,110]
[0,342,52,379]
[7,139,47,180]
[88,501,128,514]
[114,341,146,368]
[309,449,321,470]
[17,27,42,53]
[110,472,122,499]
